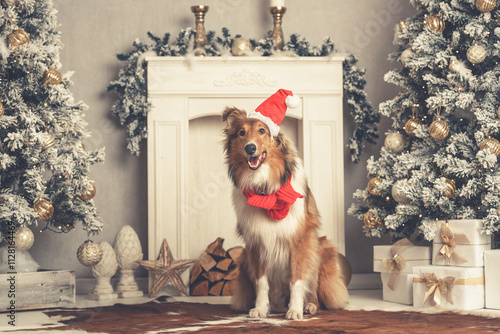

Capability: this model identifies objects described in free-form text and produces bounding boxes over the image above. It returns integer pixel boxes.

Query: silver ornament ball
[77,240,103,267]
[467,44,487,64]
[14,226,35,251]
[384,132,407,154]
[231,37,252,56]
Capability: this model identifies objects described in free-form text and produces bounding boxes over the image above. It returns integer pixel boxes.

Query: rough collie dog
[222,93,349,320]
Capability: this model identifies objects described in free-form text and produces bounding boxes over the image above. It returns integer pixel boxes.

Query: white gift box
[381,272,413,305]
[413,265,485,310]
[374,245,431,273]
[432,220,491,267]
[484,250,500,310]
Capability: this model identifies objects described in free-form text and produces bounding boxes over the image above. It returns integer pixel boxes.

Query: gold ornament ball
[429,119,450,140]
[400,49,413,66]
[404,117,422,137]
[14,226,35,251]
[79,183,96,201]
[445,179,456,199]
[363,210,382,229]
[77,240,103,267]
[480,137,500,156]
[34,199,54,221]
[476,0,496,12]
[497,106,500,118]
[367,176,383,196]
[424,14,445,33]
[391,180,411,204]
[337,253,352,286]
[467,44,487,64]
[0,101,4,117]
[8,29,29,47]
[399,20,407,32]
[41,132,56,150]
[42,68,62,85]
[384,132,407,154]
[231,37,252,56]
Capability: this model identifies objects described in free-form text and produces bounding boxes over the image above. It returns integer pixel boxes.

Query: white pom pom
[286,94,301,109]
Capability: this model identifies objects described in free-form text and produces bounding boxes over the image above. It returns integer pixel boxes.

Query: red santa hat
[247,89,301,138]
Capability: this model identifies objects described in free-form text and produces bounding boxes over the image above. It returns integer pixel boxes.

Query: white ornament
[113,225,143,298]
[467,44,487,64]
[449,57,472,79]
[391,180,411,204]
[88,241,118,301]
[400,49,414,66]
[14,226,34,251]
[384,132,407,154]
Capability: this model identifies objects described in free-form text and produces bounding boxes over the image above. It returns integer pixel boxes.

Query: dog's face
[223,107,294,193]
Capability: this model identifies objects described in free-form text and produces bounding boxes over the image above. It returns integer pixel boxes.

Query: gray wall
[28,0,415,279]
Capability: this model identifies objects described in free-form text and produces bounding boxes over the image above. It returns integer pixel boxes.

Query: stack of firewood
[189,237,243,296]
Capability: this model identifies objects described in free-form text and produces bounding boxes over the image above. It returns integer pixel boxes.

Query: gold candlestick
[270,6,286,51]
[191,5,209,56]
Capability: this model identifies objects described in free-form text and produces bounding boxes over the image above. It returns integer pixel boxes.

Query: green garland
[107,28,379,163]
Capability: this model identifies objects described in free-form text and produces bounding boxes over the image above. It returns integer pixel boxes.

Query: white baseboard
[77,273,381,296]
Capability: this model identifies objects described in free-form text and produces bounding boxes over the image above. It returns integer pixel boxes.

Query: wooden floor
[3,289,500,331]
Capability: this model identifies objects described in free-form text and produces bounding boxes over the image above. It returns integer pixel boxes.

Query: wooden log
[189,261,203,284]
[222,281,234,296]
[216,258,233,272]
[203,271,226,283]
[227,246,244,262]
[199,251,217,272]
[208,281,225,296]
[206,237,226,258]
[191,280,209,296]
[224,266,240,281]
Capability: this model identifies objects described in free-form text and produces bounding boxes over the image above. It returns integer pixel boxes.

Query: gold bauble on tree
[367,176,383,196]
[14,226,35,251]
[429,118,450,140]
[424,14,445,33]
[497,106,500,118]
[363,210,382,229]
[385,132,407,154]
[391,180,411,204]
[42,68,62,85]
[41,132,55,150]
[33,199,54,221]
[467,44,487,64]
[445,178,456,199]
[8,29,29,47]
[476,0,496,12]
[405,116,422,137]
[0,100,4,117]
[79,183,96,201]
[480,137,500,156]
[77,240,103,267]
[231,37,252,56]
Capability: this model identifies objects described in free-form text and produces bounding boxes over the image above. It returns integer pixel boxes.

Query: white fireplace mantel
[146,56,346,267]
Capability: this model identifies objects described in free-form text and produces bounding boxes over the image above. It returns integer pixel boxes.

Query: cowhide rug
[5,298,500,333]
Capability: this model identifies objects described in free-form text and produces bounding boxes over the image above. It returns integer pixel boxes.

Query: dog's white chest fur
[232,174,306,276]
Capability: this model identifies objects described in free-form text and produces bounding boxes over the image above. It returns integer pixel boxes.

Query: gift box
[381,272,413,305]
[374,240,431,274]
[484,250,500,310]
[413,265,484,310]
[432,220,491,267]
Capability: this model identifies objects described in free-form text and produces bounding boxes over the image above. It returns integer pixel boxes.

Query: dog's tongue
[248,156,260,168]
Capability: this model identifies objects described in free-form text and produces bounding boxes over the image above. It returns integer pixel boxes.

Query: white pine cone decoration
[91,241,118,278]
[77,240,103,267]
[113,225,143,270]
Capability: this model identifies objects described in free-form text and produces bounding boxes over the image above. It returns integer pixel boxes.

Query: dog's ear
[223,107,246,129]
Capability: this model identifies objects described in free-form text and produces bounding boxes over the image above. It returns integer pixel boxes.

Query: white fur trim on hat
[286,94,301,109]
[247,110,280,138]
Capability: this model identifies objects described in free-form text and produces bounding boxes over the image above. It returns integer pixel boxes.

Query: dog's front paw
[249,307,269,318]
[304,303,318,315]
[285,308,303,320]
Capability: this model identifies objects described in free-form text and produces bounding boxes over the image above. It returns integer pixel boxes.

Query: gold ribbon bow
[422,273,455,307]
[435,222,470,265]
[381,238,413,290]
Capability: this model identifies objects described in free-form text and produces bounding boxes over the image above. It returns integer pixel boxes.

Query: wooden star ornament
[137,238,195,297]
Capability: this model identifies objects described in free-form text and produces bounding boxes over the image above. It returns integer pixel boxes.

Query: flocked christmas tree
[0,0,104,246]
[349,0,500,248]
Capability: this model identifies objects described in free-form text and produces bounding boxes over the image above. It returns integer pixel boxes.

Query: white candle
[270,0,285,7]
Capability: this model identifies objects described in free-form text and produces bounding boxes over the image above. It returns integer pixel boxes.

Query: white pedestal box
[381,272,413,305]
[484,250,500,310]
